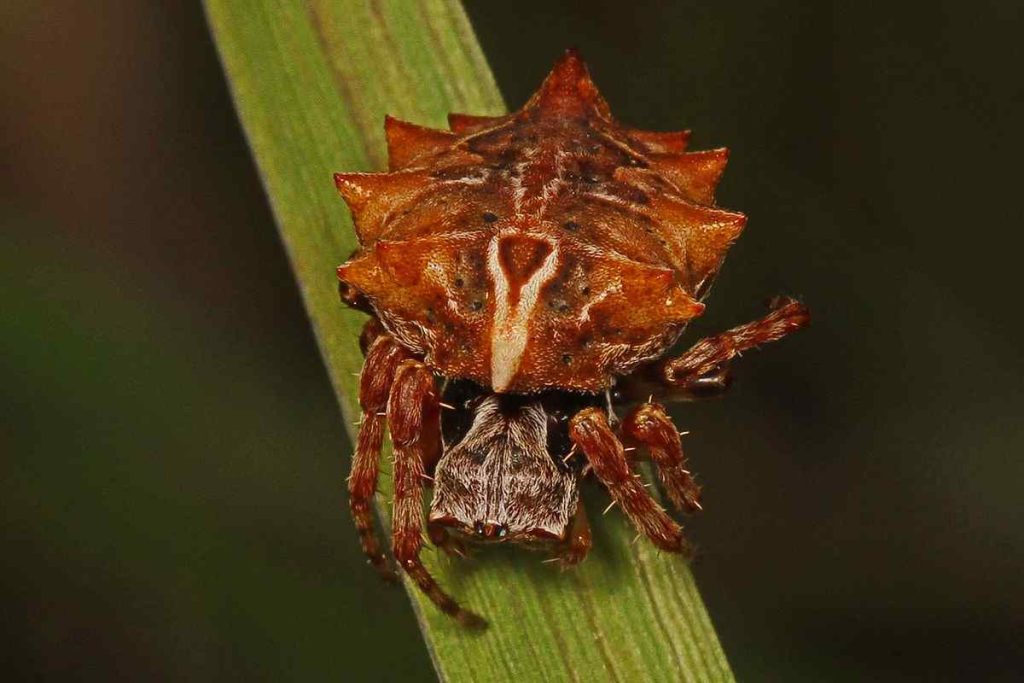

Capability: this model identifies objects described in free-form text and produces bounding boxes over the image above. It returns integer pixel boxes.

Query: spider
[334,50,809,627]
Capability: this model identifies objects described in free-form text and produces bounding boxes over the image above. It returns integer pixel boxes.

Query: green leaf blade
[205,1,734,680]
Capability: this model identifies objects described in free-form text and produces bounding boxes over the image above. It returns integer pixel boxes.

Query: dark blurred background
[2,1,1022,680]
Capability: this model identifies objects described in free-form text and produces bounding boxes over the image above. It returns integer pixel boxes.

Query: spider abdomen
[337,50,743,393]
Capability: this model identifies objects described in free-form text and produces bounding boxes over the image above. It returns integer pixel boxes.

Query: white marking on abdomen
[488,234,560,392]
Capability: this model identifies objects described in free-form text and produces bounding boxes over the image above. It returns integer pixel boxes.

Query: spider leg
[427,520,468,559]
[569,407,689,555]
[348,332,411,582]
[622,402,702,513]
[388,359,485,628]
[615,363,733,406]
[557,500,592,568]
[338,276,373,314]
[661,295,810,391]
[358,316,387,355]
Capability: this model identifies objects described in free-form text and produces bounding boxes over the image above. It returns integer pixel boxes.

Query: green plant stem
[205,1,734,680]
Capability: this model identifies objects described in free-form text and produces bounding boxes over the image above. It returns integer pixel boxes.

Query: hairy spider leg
[388,359,486,628]
[662,296,810,389]
[569,408,690,555]
[622,402,702,513]
[558,499,592,568]
[349,333,411,582]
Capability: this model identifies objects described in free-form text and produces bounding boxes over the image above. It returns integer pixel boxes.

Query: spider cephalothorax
[336,50,809,627]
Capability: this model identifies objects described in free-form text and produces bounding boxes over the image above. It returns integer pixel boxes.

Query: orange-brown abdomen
[336,50,744,393]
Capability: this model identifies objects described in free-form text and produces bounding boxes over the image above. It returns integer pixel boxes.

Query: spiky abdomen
[336,50,745,394]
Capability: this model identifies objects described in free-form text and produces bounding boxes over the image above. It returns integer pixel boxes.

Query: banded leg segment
[569,408,688,554]
[348,333,410,582]
[623,402,702,513]
[662,296,809,390]
[388,360,485,628]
